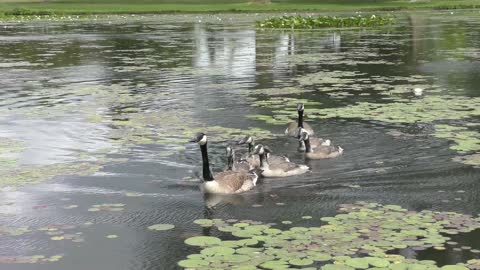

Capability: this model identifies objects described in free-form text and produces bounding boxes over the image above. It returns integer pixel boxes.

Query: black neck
[304,137,313,153]
[248,142,254,154]
[297,110,304,128]
[200,143,214,181]
[227,156,233,170]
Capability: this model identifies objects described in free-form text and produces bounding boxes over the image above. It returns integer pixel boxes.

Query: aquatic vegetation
[0,137,25,171]
[433,125,480,153]
[297,70,367,86]
[314,95,480,123]
[63,204,79,209]
[0,162,104,189]
[453,153,480,167]
[257,15,395,29]
[0,254,63,264]
[179,202,480,269]
[0,226,30,236]
[147,224,175,231]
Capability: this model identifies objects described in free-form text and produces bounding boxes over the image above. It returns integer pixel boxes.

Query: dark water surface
[0,11,480,270]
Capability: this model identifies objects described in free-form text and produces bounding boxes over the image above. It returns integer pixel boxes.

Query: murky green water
[0,10,480,270]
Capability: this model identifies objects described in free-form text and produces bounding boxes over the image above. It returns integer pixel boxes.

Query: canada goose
[285,103,315,137]
[298,128,344,159]
[253,144,309,177]
[190,133,258,194]
[238,135,289,167]
[225,146,250,172]
[293,127,331,151]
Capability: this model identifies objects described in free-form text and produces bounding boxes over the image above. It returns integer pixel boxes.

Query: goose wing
[271,161,303,173]
[314,145,338,154]
[285,122,315,137]
[214,171,251,193]
[245,154,260,168]
[268,154,290,164]
[234,160,251,172]
[310,136,327,148]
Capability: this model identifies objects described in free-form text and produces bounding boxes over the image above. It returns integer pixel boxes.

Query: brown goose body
[305,145,343,159]
[238,136,289,169]
[285,121,314,137]
[204,171,258,194]
[298,135,330,151]
[254,145,309,178]
[298,128,343,160]
[285,104,315,137]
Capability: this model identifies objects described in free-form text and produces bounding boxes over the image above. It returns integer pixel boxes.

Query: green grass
[0,0,479,15]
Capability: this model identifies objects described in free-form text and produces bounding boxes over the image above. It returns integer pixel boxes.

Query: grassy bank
[0,0,479,15]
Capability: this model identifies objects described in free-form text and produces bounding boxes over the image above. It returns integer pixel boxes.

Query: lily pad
[147,224,175,231]
[184,236,221,247]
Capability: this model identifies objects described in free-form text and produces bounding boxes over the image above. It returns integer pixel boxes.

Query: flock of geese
[190,104,344,194]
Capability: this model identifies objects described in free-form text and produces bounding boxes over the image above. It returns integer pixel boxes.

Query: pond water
[0,10,480,270]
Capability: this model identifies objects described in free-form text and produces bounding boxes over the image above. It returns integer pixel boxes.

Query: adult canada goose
[253,144,309,177]
[225,146,250,172]
[298,128,344,159]
[238,135,289,167]
[190,133,258,194]
[285,103,315,137]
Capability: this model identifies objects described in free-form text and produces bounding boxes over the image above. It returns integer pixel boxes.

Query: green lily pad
[194,219,214,227]
[177,259,209,268]
[201,246,235,256]
[147,224,175,231]
[367,257,390,267]
[323,264,355,270]
[440,266,468,270]
[346,258,370,269]
[260,260,290,269]
[310,253,332,262]
[184,236,221,247]
[289,258,314,266]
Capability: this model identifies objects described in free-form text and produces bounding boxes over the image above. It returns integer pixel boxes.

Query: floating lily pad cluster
[433,124,480,166]
[39,224,85,243]
[0,137,24,170]
[0,225,30,236]
[179,202,480,269]
[0,161,105,189]
[0,254,63,264]
[256,15,395,29]
[88,203,125,212]
[147,224,175,231]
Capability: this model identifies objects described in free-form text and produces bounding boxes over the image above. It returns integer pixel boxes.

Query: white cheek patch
[247,137,253,143]
[199,135,207,145]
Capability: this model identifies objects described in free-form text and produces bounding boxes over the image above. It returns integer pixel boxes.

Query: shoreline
[0,2,479,17]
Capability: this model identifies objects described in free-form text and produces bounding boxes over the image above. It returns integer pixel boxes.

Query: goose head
[190,132,207,145]
[238,135,254,145]
[252,144,265,155]
[225,146,233,157]
[297,103,305,112]
[298,128,309,142]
